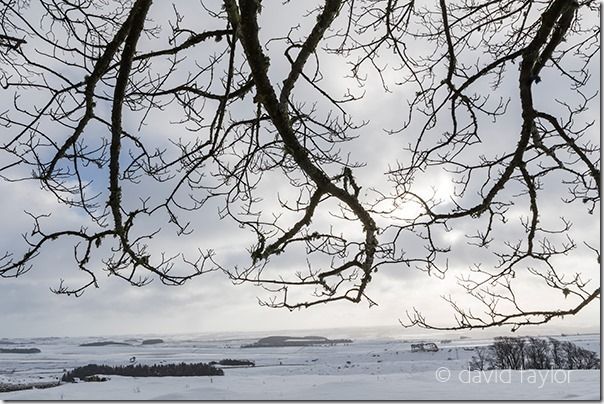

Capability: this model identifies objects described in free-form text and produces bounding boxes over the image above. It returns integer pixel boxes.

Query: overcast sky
[0,1,599,338]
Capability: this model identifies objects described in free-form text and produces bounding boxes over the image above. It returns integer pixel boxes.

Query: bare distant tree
[560,339,601,369]
[492,336,526,370]
[524,336,551,369]
[0,0,599,330]
[468,346,494,371]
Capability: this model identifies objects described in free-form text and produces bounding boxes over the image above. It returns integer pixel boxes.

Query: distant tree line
[469,337,600,371]
[0,348,41,354]
[141,339,164,345]
[0,381,60,393]
[209,359,255,367]
[61,362,223,382]
[79,341,130,347]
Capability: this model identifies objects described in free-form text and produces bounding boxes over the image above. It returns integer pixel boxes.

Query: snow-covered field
[0,333,599,400]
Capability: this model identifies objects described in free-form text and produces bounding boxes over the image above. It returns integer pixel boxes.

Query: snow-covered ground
[0,333,599,400]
